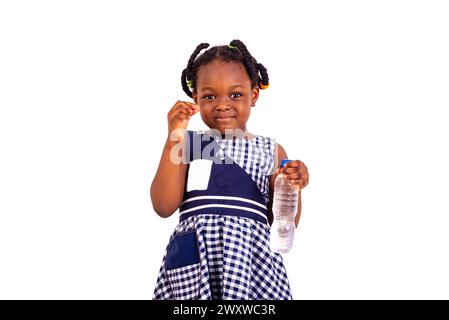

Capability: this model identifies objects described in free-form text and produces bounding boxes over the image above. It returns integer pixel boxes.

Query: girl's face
[192,59,259,134]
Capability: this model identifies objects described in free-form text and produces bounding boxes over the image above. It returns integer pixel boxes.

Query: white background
[1,0,448,299]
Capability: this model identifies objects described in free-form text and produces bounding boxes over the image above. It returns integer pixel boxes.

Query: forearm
[150,137,187,218]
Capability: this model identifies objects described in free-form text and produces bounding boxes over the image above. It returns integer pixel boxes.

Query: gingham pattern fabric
[152,131,292,300]
[153,215,292,300]
[165,264,202,299]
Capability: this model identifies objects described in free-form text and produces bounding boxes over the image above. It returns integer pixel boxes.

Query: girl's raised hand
[276,160,309,191]
[167,101,200,136]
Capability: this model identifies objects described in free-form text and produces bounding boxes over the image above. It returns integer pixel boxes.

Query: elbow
[150,184,177,218]
[151,202,177,219]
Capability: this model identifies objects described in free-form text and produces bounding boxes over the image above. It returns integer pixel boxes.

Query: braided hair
[181,39,269,99]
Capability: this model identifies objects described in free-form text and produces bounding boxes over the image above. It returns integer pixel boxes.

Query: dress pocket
[164,229,202,299]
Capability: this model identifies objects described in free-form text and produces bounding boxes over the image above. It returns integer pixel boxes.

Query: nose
[215,97,232,111]
[215,104,231,112]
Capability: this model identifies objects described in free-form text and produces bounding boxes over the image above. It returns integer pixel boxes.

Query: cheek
[240,107,251,119]
[199,110,210,123]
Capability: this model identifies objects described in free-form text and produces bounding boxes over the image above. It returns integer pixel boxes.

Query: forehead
[196,60,250,89]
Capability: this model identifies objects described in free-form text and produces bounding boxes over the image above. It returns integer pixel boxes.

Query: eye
[202,95,215,100]
[231,92,243,98]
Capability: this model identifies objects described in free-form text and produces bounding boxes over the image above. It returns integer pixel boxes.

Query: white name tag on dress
[186,159,213,191]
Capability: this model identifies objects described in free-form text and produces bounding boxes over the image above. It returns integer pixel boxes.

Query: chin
[215,124,236,130]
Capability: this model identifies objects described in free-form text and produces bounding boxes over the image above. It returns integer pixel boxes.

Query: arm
[269,143,305,228]
[150,137,188,218]
[150,100,200,218]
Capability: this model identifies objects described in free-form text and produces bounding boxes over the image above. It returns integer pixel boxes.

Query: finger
[171,105,191,116]
[286,172,302,180]
[176,112,191,120]
[284,160,302,168]
[184,101,200,111]
[178,103,195,113]
[283,167,300,174]
[186,101,199,107]
[298,176,308,188]
[174,102,195,111]
[298,166,309,179]
[170,114,191,124]
[172,104,194,117]
[168,103,186,117]
[169,108,190,121]
[186,104,200,115]
[299,173,309,183]
[170,101,188,112]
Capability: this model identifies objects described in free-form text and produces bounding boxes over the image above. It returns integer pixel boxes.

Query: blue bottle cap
[281,159,293,168]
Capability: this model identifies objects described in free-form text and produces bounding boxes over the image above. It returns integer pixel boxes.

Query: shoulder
[274,142,289,172]
[276,143,288,161]
[251,134,289,173]
[253,133,276,153]
[258,136,287,170]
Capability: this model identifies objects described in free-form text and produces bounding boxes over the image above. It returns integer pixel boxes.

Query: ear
[251,86,260,107]
[192,90,198,104]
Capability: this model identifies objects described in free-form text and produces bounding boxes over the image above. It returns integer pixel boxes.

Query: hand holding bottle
[275,160,309,191]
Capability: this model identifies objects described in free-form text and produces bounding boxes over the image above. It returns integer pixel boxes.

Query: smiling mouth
[215,116,235,121]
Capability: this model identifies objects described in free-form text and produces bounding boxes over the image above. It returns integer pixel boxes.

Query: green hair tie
[228,44,236,49]
[186,79,193,89]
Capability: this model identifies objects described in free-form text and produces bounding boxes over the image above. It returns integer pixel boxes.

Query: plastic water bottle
[270,159,299,254]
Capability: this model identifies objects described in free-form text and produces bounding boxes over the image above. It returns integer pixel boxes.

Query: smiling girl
[151,39,309,300]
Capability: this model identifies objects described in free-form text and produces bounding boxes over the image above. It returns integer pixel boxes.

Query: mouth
[214,115,235,122]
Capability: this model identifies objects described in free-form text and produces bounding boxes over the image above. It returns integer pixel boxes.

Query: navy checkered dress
[152,130,293,300]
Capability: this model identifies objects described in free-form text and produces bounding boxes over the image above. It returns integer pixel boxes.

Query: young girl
[151,39,309,300]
